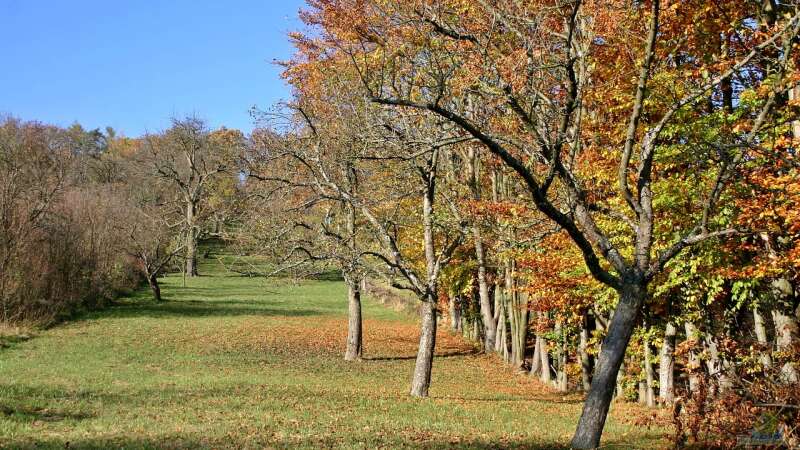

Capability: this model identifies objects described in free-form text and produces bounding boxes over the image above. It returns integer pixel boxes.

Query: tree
[141,118,231,277]
[295,0,800,446]
[0,118,68,321]
[244,113,371,361]
[114,176,184,302]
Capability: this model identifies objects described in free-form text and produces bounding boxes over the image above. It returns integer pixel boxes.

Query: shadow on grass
[0,404,93,422]
[102,298,321,320]
[365,350,479,361]
[430,395,584,405]
[0,333,33,349]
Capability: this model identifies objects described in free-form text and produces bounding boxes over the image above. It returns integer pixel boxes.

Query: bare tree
[141,117,229,277]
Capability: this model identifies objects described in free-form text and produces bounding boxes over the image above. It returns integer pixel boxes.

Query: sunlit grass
[0,256,667,449]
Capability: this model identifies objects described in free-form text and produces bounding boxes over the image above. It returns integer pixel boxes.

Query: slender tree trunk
[148,274,162,302]
[579,316,593,392]
[449,295,461,333]
[659,322,676,403]
[466,147,496,352]
[495,293,509,358]
[615,360,626,401]
[344,279,363,361]
[509,277,529,368]
[706,336,733,393]
[638,382,647,405]
[789,82,800,139]
[571,283,645,449]
[474,227,496,352]
[772,308,799,382]
[753,307,772,369]
[539,333,552,384]
[410,297,437,397]
[185,201,199,277]
[555,321,568,392]
[410,158,441,398]
[685,322,701,393]
[530,335,542,376]
[643,338,655,407]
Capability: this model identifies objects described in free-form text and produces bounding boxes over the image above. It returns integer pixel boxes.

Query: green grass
[0,258,668,449]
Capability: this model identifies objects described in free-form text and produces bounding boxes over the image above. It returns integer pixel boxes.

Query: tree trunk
[530,335,542,376]
[555,322,568,392]
[449,295,461,333]
[579,315,593,392]
[685,322,701,393]
[148,274,162,302]
[508,277,529,368]
[410,162,440,398]
[495,293,509,358]
[467,147,496,352]
[658,322,676,404]
[615,360,626,401]
[643,337,655,407]
[772,308,799,382]
[185,201,199,277]
[638,382,647,405]
[474,227,496,352]
[410,298,437,397]
[539,334,552,384]
[789,82,800,139]
[344,279,363,361]
[571,283,645,449]
[706,336,733,393]
[753,307,772,369]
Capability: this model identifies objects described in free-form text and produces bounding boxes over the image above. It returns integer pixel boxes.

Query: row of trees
[4,0,799,446]
[239,0,800,447]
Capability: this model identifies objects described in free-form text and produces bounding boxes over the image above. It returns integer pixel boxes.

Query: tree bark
[148,274,162,302]
[474,227,496,352]
[772,308,799,382]
[571,283,644,449]
[409,154,441,398]
[753,307,772,369]
[495,293,509,360]
[658,322,676,403]
[685,322,701,393]
[643,337,655,407]
[410,297,437,397]
[449,295,461,333]
[706,336,733,393]
[185,201,199,277]
[344,279,363,361]
[555,321,568,392]
[539,334,552,384]
[530,335,542,376]
[508,274,529,368]
[467,147,496,352]
[615,360,626,401]
[579,314,593,392]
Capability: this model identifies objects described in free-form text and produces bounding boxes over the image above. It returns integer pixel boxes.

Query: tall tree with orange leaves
[289,0,800,446]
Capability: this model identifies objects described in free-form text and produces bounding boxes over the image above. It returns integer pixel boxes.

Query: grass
[0,257,668,449]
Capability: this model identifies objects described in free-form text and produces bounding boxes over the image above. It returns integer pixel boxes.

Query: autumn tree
[141,118,232,277]
[295,0,800,446]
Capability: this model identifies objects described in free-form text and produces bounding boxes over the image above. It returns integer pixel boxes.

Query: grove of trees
[2,1,799,448]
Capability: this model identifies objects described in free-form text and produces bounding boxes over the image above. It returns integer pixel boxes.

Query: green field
[0,259,667,449]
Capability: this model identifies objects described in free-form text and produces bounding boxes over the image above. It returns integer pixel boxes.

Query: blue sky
[0,0,306,136]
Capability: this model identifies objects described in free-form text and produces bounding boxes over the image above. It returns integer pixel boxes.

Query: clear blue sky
[0,0,306,136]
